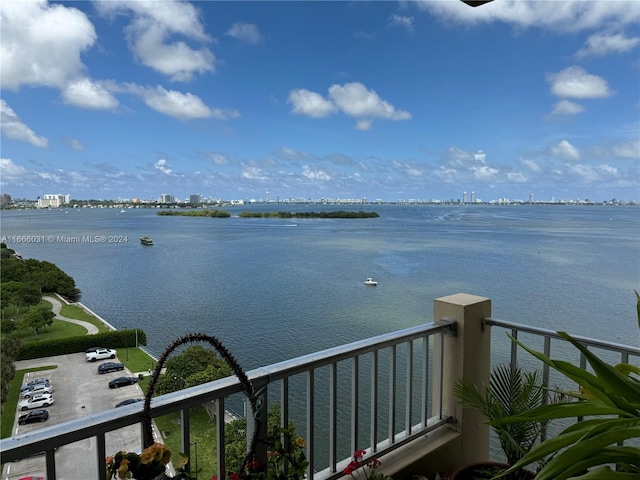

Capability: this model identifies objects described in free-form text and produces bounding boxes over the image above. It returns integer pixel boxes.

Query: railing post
[433,293,492,468]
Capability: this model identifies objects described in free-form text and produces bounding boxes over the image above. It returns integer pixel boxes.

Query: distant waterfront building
[189,194,203,205]
[463,191,467,203]
[529,193,534,204]
[37,194,70,208]
[471,191,476,203]
[0,193,11,206]
[160,194,175,204]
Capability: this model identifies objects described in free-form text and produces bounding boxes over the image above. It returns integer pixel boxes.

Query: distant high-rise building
[471,191,476,203]
[160,194,175,204]
[463,191,468,203]
[189,194,203,205]
[266,191,270,202]
[37,194,70,208]
[0,193,11,206]
[529,193,534,204]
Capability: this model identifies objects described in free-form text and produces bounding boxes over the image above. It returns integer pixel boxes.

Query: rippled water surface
[2,204,639,368]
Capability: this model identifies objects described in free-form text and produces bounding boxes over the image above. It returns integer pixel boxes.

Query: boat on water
[364,277,378,286]
[140,236,153,246]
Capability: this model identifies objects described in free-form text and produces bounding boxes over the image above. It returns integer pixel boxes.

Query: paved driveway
[4,352,146,480]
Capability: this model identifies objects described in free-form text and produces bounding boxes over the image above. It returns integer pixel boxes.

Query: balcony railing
[2,293,638,480]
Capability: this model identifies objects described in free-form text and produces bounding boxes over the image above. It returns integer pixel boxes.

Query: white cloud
[0,100,49,148]
[612,139,640,159]
[576,31,640,57]
[552,140,580,161]
[416,1,640,34]
[547,66,613,99]
[67,139,85,151]
[288,89,337,118]
[355,120,373,131]
[124,84,230,120]
[302,166,332,181]
[241,166,267,180]
[328,83,411,121]
[568,164,603,182]
[0,0,96,90]
[154,159,172,175]
[521,158,542,173]
[506,172,527,182]
[62,78,119,110]
[0,158,28,183]
[551,100,585,116]
[38,171,63,183]
[289,83,410,129]
[127,20,215,81]
[471,165,499,180]
[389,14,415,33]
[226,22,263,44]
[96,0,215,82]
[207,153,231,166]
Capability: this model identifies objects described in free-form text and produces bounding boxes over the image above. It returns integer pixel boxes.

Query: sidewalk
[42,295,99,335]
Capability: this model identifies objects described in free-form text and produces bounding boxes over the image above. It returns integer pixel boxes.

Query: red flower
[343,460,360,475]
[210,476,218,480]
[230,473,240,480]
[247,460,260,471]
[353,450,367,460]
[367,459,382,469]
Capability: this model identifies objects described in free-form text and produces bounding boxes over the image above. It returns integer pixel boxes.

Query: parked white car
[85,348,117,362]
[19,393,54,411]
[21,383,53,399]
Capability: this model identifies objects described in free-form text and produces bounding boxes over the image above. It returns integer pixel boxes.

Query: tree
[224,404,307,477]
[155,345,233,397]
[22,304,55,336]
[0,335,21,403]
[0,281,41,319]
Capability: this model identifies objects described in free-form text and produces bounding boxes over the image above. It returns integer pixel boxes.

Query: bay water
[2,204,638,368]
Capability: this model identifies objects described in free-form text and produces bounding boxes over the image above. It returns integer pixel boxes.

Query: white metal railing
[484,317,640,442]
[0,320,456,480]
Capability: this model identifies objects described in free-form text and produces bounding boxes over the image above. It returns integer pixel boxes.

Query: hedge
[17,329,146,360]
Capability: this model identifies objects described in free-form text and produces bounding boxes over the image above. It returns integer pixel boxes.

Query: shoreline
[52,293,117,331]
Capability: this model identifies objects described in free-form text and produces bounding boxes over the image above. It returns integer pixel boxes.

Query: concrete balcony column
[433,293,492,469]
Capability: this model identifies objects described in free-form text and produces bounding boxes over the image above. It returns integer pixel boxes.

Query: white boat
[364,277,378,286]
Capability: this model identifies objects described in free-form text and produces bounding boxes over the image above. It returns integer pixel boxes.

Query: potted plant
[453,363,546,480]
[493,291,640,479]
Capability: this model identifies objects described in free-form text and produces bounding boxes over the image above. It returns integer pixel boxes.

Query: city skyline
[1,1,639,202]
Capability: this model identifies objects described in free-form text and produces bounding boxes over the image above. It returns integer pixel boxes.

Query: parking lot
[3,352,146,480]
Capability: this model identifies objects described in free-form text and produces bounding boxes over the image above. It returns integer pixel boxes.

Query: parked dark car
[108,376,137,389]
[98,362,125,374]
[115,398,143,408]
[18,409,49,425]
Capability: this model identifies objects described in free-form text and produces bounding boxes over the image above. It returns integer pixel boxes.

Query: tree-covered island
[156,209,231,217]
[157,209,379,218]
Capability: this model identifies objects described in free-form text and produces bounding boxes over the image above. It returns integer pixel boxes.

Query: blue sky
[1,1,639,203]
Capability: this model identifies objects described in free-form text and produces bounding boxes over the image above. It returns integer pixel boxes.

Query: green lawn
[17,318,88,344]
[57,303,111,333]
[154,408,219,478]
[1,365,57,439]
